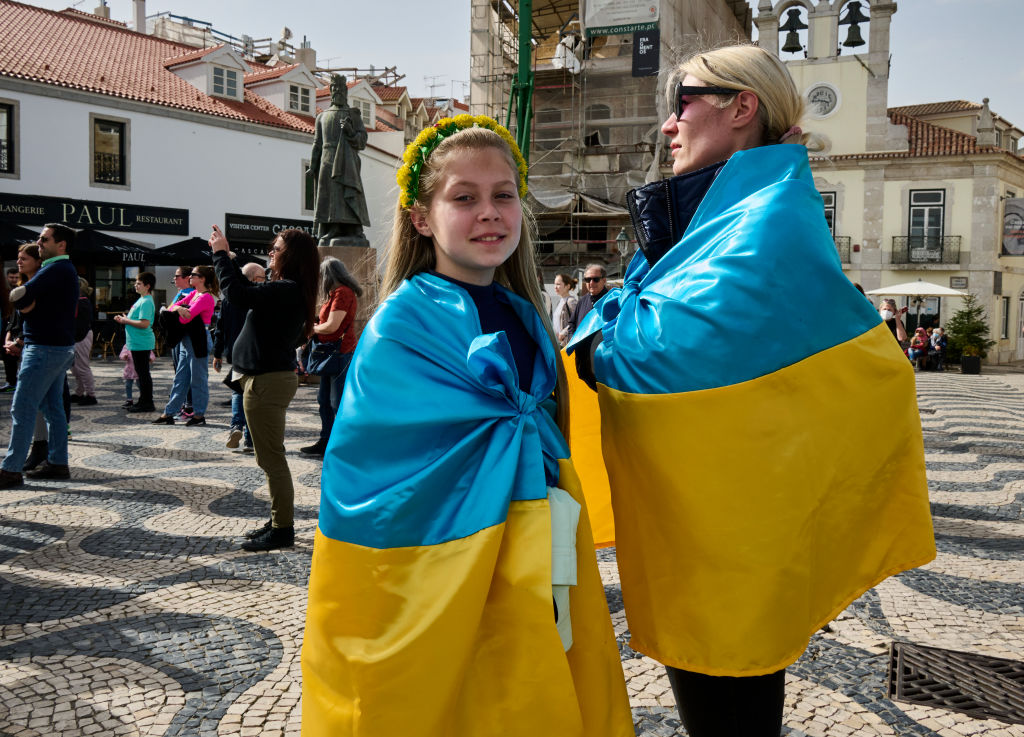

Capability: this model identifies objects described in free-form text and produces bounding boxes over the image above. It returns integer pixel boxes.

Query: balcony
[834,236,851,263]
[891,236,961,265]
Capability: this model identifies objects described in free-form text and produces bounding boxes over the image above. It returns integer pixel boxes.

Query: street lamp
[616,227,632,276]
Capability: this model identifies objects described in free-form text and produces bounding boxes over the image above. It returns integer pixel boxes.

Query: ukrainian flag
[303,274,632,736]
[568,145,935,677]
[563,351,616,547]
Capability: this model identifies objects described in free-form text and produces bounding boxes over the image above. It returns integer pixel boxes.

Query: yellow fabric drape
[596,323,935,676]
[564,351,616,547]
[302,459,632,736]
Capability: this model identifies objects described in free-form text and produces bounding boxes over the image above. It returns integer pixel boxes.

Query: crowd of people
[878,298,948,369]
[1,41,940,737]
[0,223,363,555]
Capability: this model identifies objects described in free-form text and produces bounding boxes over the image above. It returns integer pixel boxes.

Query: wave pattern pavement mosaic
[0,363,1022,736]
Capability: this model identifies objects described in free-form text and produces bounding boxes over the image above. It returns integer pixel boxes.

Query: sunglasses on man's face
[673,82,739,119]
[583,276,605,283]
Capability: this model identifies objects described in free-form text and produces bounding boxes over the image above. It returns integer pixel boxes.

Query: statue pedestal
[318,243,377,333]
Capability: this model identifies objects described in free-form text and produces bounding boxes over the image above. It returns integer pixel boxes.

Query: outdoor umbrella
[73,228,154,265]
[0,222,42,259]
[866,279,968,328]
[153,237,212,266]
[154,237,266,267]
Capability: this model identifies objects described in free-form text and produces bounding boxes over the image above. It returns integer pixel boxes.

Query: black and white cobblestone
[0,362,1022,736]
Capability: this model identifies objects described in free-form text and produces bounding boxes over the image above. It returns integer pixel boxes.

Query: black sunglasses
[673,82,739,118]
[583,276,605,283]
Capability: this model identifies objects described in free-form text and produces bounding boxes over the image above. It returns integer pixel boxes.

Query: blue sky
[30,0,1024,128]
[886,0,1022,127]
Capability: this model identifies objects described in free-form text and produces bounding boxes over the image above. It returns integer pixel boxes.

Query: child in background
[119,345,154,408]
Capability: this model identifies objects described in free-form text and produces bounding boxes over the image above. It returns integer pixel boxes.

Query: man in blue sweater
[0,223,79,487]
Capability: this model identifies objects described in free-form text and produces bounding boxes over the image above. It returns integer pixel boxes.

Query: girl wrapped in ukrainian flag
[302,115,633,737]
[568,44,936,736]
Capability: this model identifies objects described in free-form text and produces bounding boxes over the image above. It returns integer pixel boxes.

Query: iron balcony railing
[834,236,851,263]
[93,152,124,185]
[891,235,961,264]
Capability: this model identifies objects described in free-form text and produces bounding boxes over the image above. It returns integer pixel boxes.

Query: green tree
[945,294,996,359]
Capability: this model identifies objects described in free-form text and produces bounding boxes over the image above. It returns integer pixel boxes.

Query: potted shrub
[945,294,995,374]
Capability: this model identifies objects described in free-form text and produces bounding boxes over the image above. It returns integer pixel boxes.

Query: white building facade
[0,3,399,313]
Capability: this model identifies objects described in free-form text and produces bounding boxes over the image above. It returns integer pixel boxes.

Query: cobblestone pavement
[1,361,1022,736]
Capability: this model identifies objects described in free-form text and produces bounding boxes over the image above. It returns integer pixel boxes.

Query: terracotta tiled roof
[0,1,313,134]
[372,85,407,101]
[812,110,1017,162]
[453,100,469,112]
[375,107,403,131]
[244,62,300,84]
[162,44,221,68]
[889,100,981,117]
[58,7,126,27]
[891,111,982,156]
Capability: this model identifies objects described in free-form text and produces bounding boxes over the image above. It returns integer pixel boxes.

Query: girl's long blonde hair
[380,126,570,439]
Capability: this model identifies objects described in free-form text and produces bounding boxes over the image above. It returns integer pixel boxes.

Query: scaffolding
[471,0,658,277]
[469,0,751,278]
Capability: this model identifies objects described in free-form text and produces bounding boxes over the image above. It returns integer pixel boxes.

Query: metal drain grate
[888,642,1024,725]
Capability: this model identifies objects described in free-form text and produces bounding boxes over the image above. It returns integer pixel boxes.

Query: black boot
[241,525,294,552]
[243,519,273,540]
[23,440,48,472]
[300,438,328,456]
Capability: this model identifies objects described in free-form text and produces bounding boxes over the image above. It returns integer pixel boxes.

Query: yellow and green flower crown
[396,114,528,209]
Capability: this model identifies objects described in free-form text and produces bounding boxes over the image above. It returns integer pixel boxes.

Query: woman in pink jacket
[152,265,218,426]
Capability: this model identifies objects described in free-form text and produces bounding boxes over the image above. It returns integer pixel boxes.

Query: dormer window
[353,98,372,124]
[212,66,239,98]
[289,85,312,114]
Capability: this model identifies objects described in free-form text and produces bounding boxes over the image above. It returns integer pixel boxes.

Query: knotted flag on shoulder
[304,273,632,736]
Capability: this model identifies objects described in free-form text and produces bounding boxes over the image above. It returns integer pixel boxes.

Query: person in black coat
[209,225,319,552]
[566,263,610,341]
[213,261,266,450]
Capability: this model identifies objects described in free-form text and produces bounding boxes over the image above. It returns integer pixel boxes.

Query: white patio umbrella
[866,279,968,327]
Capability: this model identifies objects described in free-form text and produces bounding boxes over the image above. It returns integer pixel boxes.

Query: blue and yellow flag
[568,145,935,677]
[304,274,632,737]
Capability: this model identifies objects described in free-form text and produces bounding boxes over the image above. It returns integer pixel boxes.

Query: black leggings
[666,666,786,737]
[130,350,153,407]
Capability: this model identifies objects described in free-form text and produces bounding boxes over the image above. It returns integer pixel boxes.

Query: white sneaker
[226,427,243,449]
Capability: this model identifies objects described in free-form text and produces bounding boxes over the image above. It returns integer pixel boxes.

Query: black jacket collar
[626,161,725,266]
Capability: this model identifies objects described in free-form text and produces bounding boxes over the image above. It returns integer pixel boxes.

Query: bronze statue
[309,74,371,247]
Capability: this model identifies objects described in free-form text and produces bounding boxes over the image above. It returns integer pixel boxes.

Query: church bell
[779,8,807,54]
[839,0,869,48]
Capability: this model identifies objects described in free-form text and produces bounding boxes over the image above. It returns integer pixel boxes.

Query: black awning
[71,228,154,265]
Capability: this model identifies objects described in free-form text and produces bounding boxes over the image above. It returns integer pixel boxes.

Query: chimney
[133,0,146,33]
[977,98,996,148]
[295,37,316,70]
[93,1,110,19]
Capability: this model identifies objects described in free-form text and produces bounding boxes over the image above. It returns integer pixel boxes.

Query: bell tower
[755,0,907,155]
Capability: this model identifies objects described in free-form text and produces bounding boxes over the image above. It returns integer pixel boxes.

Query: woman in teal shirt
[115,272,156,412]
